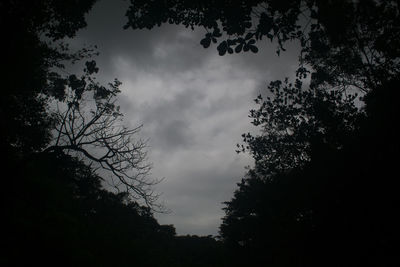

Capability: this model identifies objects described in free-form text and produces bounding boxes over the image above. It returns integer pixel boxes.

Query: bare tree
[44,63,162,210]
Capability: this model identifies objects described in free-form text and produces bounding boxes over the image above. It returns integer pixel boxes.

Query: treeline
[3,151,226,266]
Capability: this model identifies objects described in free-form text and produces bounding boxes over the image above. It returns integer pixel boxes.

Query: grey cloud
[154,119,192,150]
[155,158,249,235]
[138,88,206,151]
[75,0,213,77]
[70,0,300,236]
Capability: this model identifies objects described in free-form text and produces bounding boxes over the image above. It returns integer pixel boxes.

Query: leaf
[217,41,227,56]
[227,39,235,46]
[200,37,211,48]
[235,44,243,53]
[245,32,253,40]
[85,60,99,74]
[213,28,222,37]
[249,45,258,53]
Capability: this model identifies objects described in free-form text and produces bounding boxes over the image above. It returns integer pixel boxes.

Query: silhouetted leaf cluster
[125,0,400,91]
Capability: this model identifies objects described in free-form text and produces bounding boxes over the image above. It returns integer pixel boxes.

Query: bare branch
[44,76,163,211]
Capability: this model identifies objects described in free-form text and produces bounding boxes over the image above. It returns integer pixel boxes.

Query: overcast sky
[71,0,300,236]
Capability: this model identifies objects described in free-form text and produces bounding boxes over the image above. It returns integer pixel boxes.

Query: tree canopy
[125,0,399,90]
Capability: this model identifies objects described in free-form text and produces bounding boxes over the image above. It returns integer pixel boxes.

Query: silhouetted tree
[221,77,400,266]
[3,149,174,266]
[220,80,363,265]
[1,0,97,155]
[43,61,161,209]
[236,78,359,175]
[171,235,228,266]
[1,0,161,210]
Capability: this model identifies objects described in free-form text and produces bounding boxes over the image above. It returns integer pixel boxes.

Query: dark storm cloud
[72,0,300,235]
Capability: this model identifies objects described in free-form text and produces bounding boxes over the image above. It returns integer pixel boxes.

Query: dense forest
[2,0,399,266]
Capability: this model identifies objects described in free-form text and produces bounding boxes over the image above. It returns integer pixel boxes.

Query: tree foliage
[221,78,400,266]
[4,149,183,266]
[1,0,98,155]
[125,0,400,91]
[237,78,359,175]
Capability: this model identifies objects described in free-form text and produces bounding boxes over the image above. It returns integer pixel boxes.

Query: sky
[70,0,300,236]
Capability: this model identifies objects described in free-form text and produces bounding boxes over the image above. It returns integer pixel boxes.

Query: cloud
[154,152,252,236]
[71,0,300,235]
